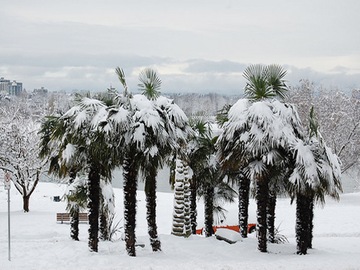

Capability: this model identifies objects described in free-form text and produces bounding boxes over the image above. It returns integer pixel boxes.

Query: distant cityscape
[0,76,48,96]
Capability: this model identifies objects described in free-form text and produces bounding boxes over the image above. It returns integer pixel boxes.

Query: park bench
[56,213,88,224]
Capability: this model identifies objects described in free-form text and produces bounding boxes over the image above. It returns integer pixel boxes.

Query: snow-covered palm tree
[217,104,252,238]
[102,67,190,256]
[217,64,304,252]
[138,68,177,251]
[188,119,236,237]
[289,107,342,254]
[65,173,87,241]
[39,97,114,252]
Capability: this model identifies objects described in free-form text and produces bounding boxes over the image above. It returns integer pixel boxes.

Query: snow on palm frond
[109,107,129,125]
[248,101,275,127]
[308,109,342,198]
[132,95,163,133]
[80,97,105,110]
[73,110,88,130]
[245,160,267,180]
[223,99,249,140]
[290,140,320,191]
[62,143,76,165]
[217,94,308,187]
[64,98,106,130]
[263,149,283,166]
[91,106,108,129]
[155,96,192,146]
[162,99,189,128]
[62,105,81,119]
[324,145,342,184]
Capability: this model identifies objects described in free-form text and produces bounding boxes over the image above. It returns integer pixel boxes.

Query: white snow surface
[215,228,243,243]
[1,182,360,270]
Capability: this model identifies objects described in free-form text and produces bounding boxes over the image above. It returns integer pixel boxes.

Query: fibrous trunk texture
[190,177,197,234]
[204,186,214,237]
[123,154,138,257]
[99,211,109,241]
[70,210,80,241]
[296,193,312,255]
[145,166,161,252]
[267,191,277,243]
[88,166,100,252]
[256,177,269,252]
[238,172,250,238]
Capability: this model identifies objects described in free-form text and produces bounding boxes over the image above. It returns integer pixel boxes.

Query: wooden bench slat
[56,213,88,223]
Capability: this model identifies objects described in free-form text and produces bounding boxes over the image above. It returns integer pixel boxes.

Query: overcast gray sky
[1,0,359,94]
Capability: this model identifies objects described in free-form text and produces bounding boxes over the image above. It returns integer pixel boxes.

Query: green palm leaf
[243,64,274,100]
[265,64,288,100]
[243,64,288,101]
[115,67,128,95]
[138,68,161,100]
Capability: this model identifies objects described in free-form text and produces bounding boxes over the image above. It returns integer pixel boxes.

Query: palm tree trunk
[123,154,138,257]
[99,211,109,241]
[190,177,197,234]
[145,166,161,252]
[307,195,314,249]
[267,190,277,243]
[296,192,311,255]
[238,172,250,238]
[183,168,192,237]
[88,166,100,252]
[256,177,268,252]
[172,159,186,236]
[70,210,80,241]
[204,186,214,237]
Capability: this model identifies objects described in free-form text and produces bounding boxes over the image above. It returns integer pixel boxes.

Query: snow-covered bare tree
[0,98,44,212]
[288,82,360,174]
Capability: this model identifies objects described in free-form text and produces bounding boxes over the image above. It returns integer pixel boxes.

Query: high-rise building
[0,77,23,95]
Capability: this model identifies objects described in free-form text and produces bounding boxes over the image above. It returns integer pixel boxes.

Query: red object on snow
[196,224,256,235]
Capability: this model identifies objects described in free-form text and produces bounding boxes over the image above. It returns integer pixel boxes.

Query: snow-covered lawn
[1,182,360,270]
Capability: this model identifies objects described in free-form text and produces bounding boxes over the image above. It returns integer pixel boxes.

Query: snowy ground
[1,182,360,270]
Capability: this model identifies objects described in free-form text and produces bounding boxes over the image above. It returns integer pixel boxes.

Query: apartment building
[0,77,23,95]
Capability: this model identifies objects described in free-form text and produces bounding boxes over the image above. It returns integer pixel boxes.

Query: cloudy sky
[1,0,359,94]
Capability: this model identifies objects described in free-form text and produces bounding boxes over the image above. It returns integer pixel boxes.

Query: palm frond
[115,67,129,95]
[216,104,232,127]
[243,64,288,101]
[138,68,161,100]
[243,64,274,100]
[265,64,288,100]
